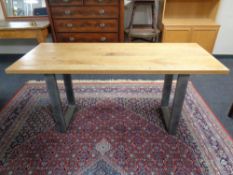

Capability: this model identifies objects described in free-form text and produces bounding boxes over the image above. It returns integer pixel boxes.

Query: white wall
[0,1,233,54]
[213,0,233,55]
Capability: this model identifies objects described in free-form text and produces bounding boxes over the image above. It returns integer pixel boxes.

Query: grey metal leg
[45,74,77,133]
[228,103,233,118]
[63,74,76,128]
[161,75,173,107]
[160,74,189,135]
[63,74,75,105]
[169,74,189,134]
[45,74,66,132]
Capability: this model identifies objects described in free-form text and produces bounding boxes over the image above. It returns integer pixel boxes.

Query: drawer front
[51,6,118,18]
[54,19,118,32]
[48,0,83,6]
[84,0,118,5]
[56,33,118,42]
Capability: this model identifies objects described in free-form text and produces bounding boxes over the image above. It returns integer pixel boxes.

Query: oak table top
[5,43,229,75]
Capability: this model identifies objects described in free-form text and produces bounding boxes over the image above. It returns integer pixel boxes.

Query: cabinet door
[191,26,219,53]
[162,27,191,42]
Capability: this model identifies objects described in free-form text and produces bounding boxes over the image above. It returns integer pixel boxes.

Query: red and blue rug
[0,80,232,175]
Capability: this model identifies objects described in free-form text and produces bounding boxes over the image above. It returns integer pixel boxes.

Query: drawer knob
[64,10,71,15]
[100,37,107,42]
[69,37,75,41]
[99,9,105,15]
[66,23,73,28]
[99,23,105,28]
[63,0,69,2]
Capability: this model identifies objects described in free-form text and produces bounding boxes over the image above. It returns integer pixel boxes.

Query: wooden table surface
[5,43,229,75]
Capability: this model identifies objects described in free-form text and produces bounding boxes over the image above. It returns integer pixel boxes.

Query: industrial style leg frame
[45,74,76,133]
[44,73,189,134]
[161,74,190,135]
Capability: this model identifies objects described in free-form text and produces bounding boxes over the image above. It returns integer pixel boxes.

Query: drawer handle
[69,37,75,41]
[99,9,105,15]
[99,23,105,28]
[98,0,104,2]
[100,37,107,42]
[66,23,73,28]
[63,0,69,2]
[64,10,71,15]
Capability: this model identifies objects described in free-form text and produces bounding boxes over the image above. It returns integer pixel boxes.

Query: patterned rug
[0,80,232,175]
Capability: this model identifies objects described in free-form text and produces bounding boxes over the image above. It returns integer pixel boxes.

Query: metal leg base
[160,106,170,130]
[160,74,190,135]
[45,74,76,133]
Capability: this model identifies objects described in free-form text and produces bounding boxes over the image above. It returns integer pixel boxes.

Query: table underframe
[44,74,189,135]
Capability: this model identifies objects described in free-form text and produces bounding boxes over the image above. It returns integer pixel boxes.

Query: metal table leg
[228,103,233,118]
[161,74,190,135]
[63,74,75,105]
[63,74,76,128]
[161,75,173,107]
[45,74,76,133]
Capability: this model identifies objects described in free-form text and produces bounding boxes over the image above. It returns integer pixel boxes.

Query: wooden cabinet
[162,26,191,42]
[162,24,219,52]
[46,0,124,42]
[162,0,220,53]
[191,26,219,52]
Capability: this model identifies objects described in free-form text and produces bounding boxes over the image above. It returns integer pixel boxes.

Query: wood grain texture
[162,25,219,52]
[84,0,118,5]
[50,6,118,19]
[0,20,49,43]
[54,19,118,33]
[191,26,219,53]
[163,0,220,20]
[46,0,123,42]
[163,18,218,26]
[5,43,229,75]
[162,0,220,53]
[56,33,118,42]
[48,0,83,6]
[0,20,49,30]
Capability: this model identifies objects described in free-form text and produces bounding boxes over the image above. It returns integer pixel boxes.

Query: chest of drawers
[46,0,124,42]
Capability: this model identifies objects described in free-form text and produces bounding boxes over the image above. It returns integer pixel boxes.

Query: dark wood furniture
[127,0,161,42]
[45,0,124,42]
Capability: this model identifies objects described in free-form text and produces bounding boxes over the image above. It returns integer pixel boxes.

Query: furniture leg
[160,74,173,132]
[63,74,77,127]
[45,74,66,132]
[169,74,189,134]
[36,28,48,43]
[63,74,75,105]
[160,74,189,135]
[161,74,173,106]
[228,103,233,118]
[128,1,136,41]
[45,74,76,132]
